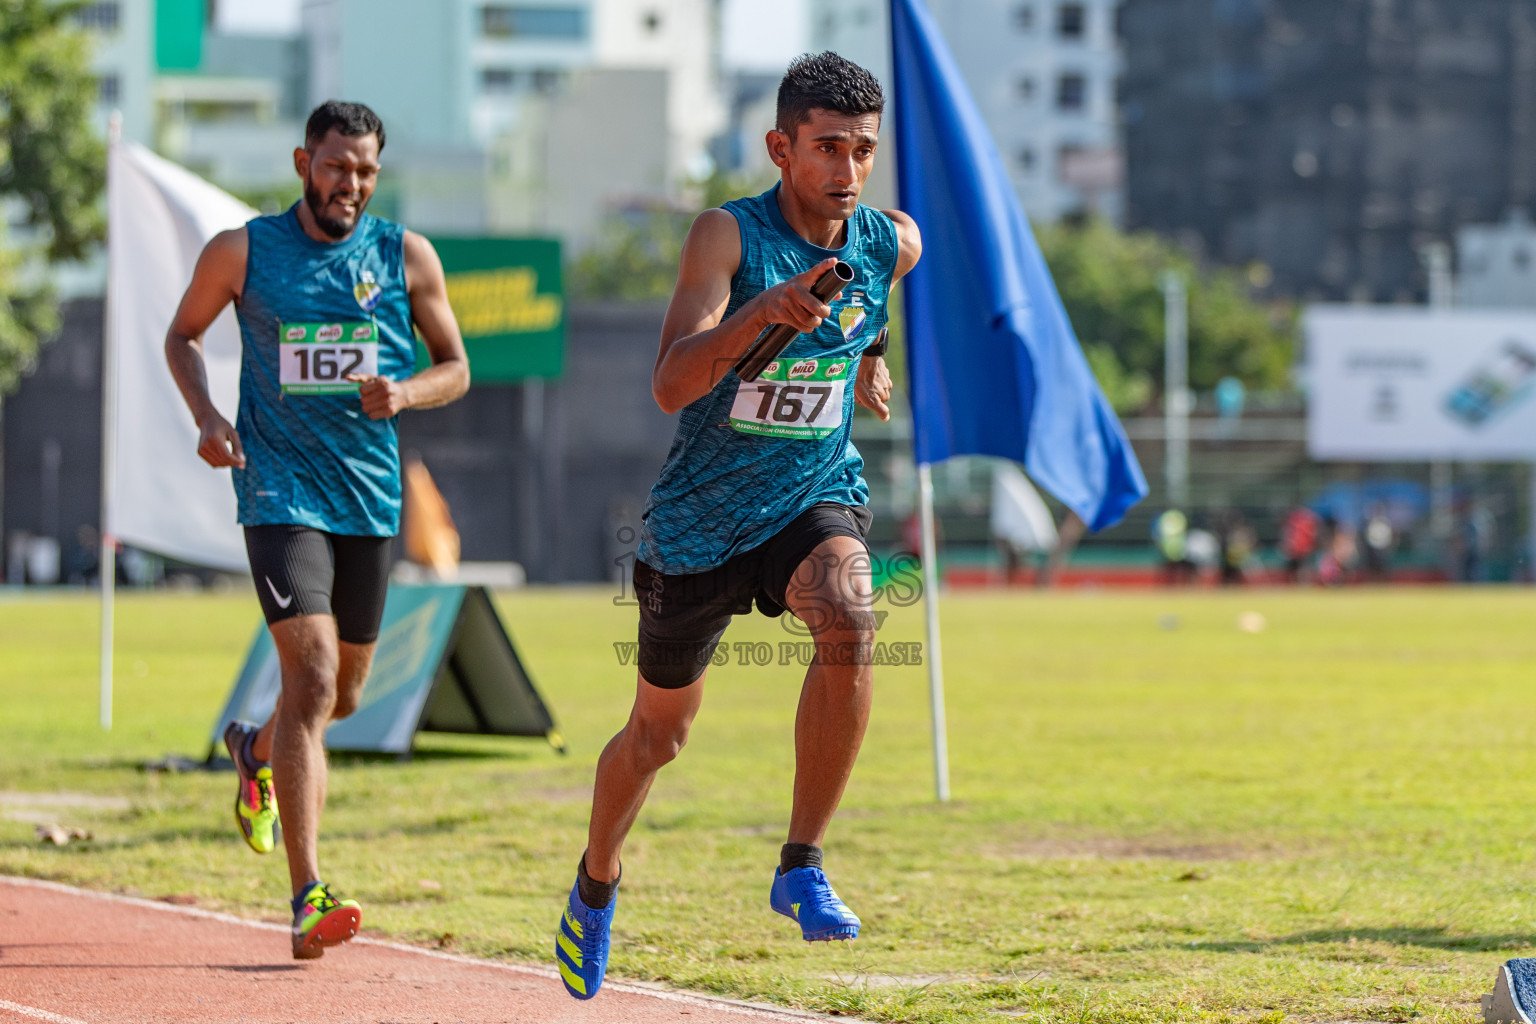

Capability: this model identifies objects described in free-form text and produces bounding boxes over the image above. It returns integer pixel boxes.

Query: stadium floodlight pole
[733,261,854,382]
[99,112,123,731]
[917,462,951,802]
[1161,270,1189,511]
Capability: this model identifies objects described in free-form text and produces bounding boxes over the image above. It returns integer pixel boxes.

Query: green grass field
[3,586,1536,1022]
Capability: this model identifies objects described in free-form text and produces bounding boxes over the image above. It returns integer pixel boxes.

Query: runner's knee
[330,680,362,721]
[626,713,691,772]
[279,665,339,724]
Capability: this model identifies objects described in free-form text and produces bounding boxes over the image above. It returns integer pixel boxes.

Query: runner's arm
[883,209,922,282]
[854,212,921,422]
[855,351,892,422]
[653,209,842,415]
[352,231,470,420]
[165,228,248,468]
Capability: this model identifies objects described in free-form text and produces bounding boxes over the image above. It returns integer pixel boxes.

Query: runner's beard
[303,177,368,239]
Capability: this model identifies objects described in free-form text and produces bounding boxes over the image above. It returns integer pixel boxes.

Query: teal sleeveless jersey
[231,205,416,536]
[638,184,900,573]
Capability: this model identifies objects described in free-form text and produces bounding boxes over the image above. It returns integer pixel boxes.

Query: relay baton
[733,260,855,382]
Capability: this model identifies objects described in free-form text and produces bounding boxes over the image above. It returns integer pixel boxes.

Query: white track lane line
[0,875,826,1022]
[0,999,90,1024]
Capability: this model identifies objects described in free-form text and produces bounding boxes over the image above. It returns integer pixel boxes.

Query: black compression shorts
[634,502,873,688]
[244,525,392,645]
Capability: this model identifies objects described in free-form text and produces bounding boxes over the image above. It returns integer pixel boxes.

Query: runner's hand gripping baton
[733,260,855,382]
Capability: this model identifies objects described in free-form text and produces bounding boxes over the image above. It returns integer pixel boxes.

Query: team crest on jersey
[353,269,383,312]
[839,291,867,340]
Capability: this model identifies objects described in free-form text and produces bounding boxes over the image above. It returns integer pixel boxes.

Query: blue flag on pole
[891,0,1148,531]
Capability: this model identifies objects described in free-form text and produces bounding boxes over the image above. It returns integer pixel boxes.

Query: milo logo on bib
[728,357,851,440]
[278,321,380,395]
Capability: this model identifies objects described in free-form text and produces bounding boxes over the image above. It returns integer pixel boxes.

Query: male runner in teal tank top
[164,101,470,959]
[555,53,922,999]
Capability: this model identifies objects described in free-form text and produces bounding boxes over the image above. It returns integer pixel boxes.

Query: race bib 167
[729,357,851,439]
[278,322,380,395]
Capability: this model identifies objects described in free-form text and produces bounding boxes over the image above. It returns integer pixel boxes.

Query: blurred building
[1456,210,1536,310]
[74,0,727,247]
[300,0,726,248]
[76,0,155,145]
[711,70,780,182]
[1122,0,1536,302]
[809,0,1126,222]
[155,27,310,191]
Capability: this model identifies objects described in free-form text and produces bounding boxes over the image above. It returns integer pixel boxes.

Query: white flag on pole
[107,142,255,571]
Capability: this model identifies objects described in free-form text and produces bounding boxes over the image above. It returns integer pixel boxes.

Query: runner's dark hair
[304,100,386,152]
[776,52,884,139]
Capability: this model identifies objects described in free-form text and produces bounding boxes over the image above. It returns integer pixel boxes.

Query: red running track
[0,877,822,1024]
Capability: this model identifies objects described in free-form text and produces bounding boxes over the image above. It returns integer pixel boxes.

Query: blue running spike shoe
[555,880,615,1000]
[770,866,861,941]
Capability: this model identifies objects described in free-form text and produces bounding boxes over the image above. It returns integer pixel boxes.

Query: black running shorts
[634,502,873,689]
[244,525,392,645]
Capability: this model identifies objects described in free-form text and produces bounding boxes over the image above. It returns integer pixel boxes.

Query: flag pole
[917,461,950,802]
[99,113,122,731]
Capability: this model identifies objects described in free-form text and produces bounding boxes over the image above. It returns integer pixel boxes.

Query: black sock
[240,730,266,775]
[577,855,619,910]
[780,843,823,873]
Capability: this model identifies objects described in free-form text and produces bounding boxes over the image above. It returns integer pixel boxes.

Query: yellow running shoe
[223,720,280,854]
[291,882,361,960]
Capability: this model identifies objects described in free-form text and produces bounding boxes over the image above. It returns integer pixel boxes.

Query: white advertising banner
[1307,305,1536,461]
[108,143,254,570]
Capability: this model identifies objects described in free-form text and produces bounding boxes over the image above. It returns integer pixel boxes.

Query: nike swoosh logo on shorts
[265,576,294,609]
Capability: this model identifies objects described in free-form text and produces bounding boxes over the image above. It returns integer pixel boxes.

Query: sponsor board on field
[1307,305,1536,460]
[420,237,564,381]
[209,584,562,756]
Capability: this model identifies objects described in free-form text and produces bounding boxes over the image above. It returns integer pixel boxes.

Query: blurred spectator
[64,525,100,585]
[1037,510,1086,588]
[1452,500,1496,582]
[902,511,943,560]
[1185,525,1221,576]
[1317,518,1358,586]
[1280,506,1320,583]
[1363,504,1395,581]
[1153,509,1195,584]
[989,463,1057,584]
[1217,509,1256,586]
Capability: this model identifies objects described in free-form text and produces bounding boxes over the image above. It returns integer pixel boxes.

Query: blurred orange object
[403,456,460,578]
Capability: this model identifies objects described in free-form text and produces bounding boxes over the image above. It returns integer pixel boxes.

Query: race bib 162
[278,322,380,395]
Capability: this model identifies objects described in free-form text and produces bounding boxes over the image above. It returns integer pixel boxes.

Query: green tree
[1036,218,1295,414]
[567,208,691,302]
[0,0,105,393]
[567,170,777,302]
